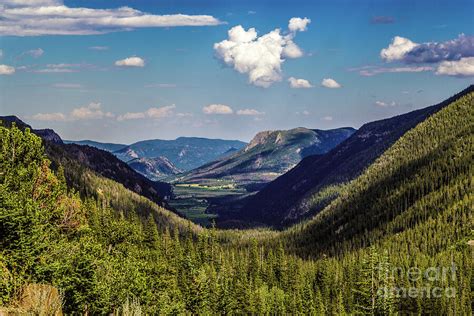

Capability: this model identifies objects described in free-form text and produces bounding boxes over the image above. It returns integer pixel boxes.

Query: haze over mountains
[114,137,247,170]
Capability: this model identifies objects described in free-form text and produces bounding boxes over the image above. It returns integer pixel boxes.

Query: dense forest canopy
[0,88,473,314]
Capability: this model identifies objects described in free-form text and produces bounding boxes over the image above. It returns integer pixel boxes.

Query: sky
[0,0,473,144]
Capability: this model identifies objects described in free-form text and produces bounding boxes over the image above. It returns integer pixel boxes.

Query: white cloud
[203,104,234,115]
[117,112,146,121]
[117,105,176,121]
[0,1,223,36]
[213,17,310,88]
[24,63,98,73]
[321,116,333,121]
[32,112,66,121]
[236,109,265,116]
[0,64,15,75]
[248,10,256,15]
[115,57,145,67]
[288,77,313,88]
[380,36,418,62]
[0,50,4,58]
[288,17,311,33]
[375,100,397,107]
[146,105,175,118]
[89,46,109,51]
[353,65,434,76]
[282,41,303,58]
[321,78,341,88]
[381,34,474,64]
[435,57,474,76]
[71,102,114,120]
[22,48,44,58]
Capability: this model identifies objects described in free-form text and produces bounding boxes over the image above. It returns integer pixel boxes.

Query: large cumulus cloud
[213,17,310,88]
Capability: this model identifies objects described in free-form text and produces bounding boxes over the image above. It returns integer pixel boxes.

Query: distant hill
[128,156,182,181]
[64,140,127,152]
[0,116,173,207]
[114,137,247,171]
[177,127,355,187]
[0,115,63,144]
[229,85,474,228]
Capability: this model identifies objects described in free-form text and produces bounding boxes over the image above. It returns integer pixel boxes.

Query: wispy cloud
[375,100,397,107]
[117,105,176,121]
[89,46,109,51]
[20,63,102,73]
[236,109,265,116]
[350,65,434,76]
[31,102,114,121]
[0,0,223,36]
[19,48,44,58]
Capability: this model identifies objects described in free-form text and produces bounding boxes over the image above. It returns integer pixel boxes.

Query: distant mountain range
[128,156,182,181]
[177,127,355,188]
[223,85,474,228]
[64,140,127,152]
[113,137,247,171]
[66,137,248,172]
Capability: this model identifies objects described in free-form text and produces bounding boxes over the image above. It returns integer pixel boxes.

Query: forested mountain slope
[237,85,474,227]
[177,127,355,187]
[0,116,173,206]
[0,89,472,314]
[283,87,473,257]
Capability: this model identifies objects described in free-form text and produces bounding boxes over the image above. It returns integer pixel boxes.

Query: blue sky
[0,0,473,143]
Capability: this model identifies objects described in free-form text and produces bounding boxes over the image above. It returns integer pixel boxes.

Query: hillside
[0,116,173,206]
[64,140,127,152]
[177,127,355,187]
[128,156,182,181]
[234,85,474,228]
[0,87,472,314]
[114,137,247,170]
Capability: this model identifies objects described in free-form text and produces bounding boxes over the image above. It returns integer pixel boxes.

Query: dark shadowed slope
[284,86,473,258]
[64,140,127,152]
[234,85,474,228]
